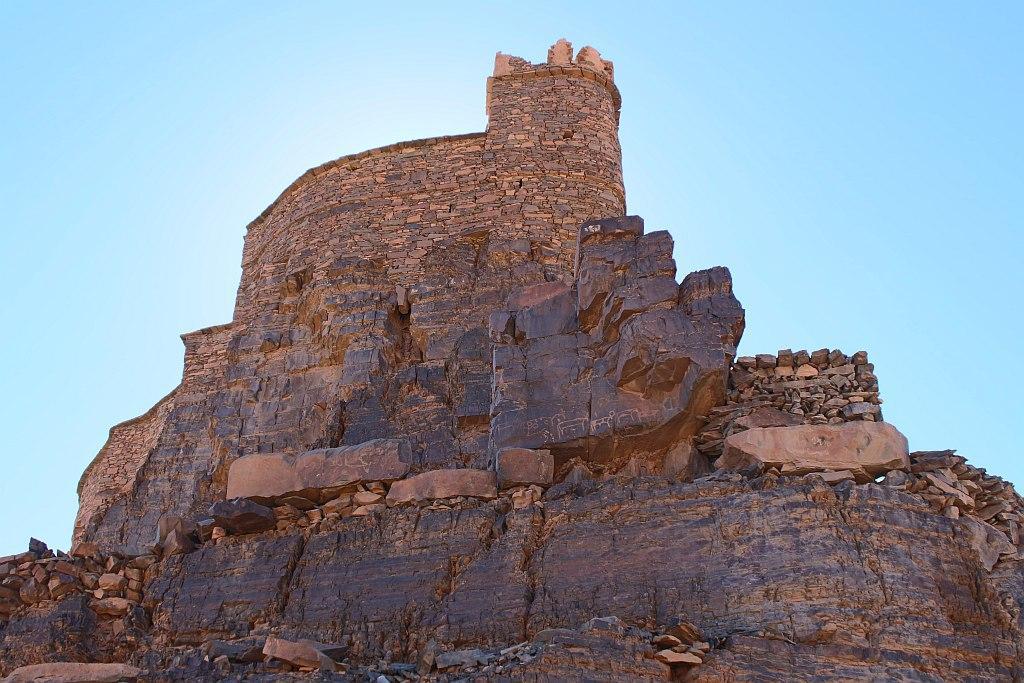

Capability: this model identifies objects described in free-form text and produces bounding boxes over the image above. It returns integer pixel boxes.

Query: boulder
[656,649,702,665]
[716,422,909,483]
[262,636,347,668]
[435,648,491,669]
[96,574,126,592]
[496,448,554,489]
[161,528,195,556]
[961,517,1015,571]
[208,498,276,535]
[386,469,497,506]
[226,439,411,504]
[2,662,141,682]
[155,515,196,546]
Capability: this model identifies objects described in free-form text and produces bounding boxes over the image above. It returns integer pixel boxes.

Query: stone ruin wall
[695,347,883,462]
[73,323,236,543]
[233,43,623,324]
[74,41,625,549]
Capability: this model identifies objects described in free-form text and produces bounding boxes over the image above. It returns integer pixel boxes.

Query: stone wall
[73,392,175,544]
[695,348,882,461]
[232,39,623,324]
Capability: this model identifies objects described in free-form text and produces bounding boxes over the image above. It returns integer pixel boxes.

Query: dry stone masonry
[3,40,1022,681]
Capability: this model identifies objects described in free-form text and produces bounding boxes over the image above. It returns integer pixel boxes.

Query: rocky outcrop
[489,216,744,472]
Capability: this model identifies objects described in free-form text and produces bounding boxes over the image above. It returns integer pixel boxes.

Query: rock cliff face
[3,40,1022,682]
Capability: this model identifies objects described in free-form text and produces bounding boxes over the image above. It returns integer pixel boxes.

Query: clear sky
[1,2,1021,555]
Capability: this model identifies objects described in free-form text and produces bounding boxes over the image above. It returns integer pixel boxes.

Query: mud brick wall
[696,348,882,459]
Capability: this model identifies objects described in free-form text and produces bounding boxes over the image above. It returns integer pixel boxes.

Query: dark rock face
[120,478,1023,680]
[489,217,745,471]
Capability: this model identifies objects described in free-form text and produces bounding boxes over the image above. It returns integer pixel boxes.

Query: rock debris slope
[2,40,1022,682]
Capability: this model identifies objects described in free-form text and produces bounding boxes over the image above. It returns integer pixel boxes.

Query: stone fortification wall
[233,37,623,325]
[73,392,175,544]
[75,40,626,550]
[695,348,882,461]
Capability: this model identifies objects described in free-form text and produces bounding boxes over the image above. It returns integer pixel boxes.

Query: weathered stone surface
[385,469,497,505]
[145,533,304,645]
[262,636,347,668]
[77,39,626,554]
[0,597,99,673]
[716,421,909,482]
[207,498,276,535]
[496,447,554,489]
[127,477,1022,680]
[1,662,141,682]
[226,439,411,504]
[662,441,710,481]
[490,217,744,471]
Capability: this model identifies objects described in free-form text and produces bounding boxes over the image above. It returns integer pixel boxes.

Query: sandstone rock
[490,217,744,468]
[96,573,126,592]
[656,648,702,665]
[161,528,195,557]
[89,597,132,617]
[351,491,383,506]
[262,636,347,668]
[962,517,1016,571]
[662,441,710,481]
[385,469,497,506]
[47,573,78,599]
[733,406,804,430]
[156,515,196,546]
[817,470,857,484]
[435,648,491,669]
[716,422,909,483]
[496,448,554,489]
[1,662,141,682]
[208,498,276,535]
[226,439,411,504]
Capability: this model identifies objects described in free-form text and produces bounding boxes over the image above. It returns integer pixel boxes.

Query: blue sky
[1,2,1021,554]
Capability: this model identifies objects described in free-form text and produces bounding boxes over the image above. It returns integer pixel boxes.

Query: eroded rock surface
[489,216,744,471]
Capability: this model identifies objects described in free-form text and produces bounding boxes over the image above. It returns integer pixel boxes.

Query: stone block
[386,469,497,506]
[716,422,909,483]
[496,448,554,489]
[226,439,411,504]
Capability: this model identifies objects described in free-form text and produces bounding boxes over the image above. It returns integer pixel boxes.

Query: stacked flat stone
[696,348,881,459]
[886,450,1024,558]
[0,538,156,624]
